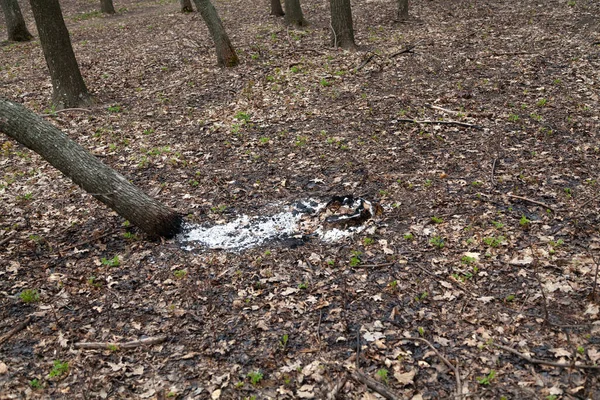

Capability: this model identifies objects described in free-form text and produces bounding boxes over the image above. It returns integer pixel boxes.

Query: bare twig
[507,193,557,212]
[0,316,32,345]
[317,309,323,348]
[329,20,337,48]
[401,337,463,397]
[326,375,348,400]
[39,108,92,117]
[390,40,424,58]
[355,53,379,71]
[353,262,395,269]
[486,339,600,370]
[531,246,550,325]
[351,371,399,400]
[74,335,166,350]
[0,231,17,247]
[425,104,464,115]
[396,118,483,130]
[490,157,498,187]
[60,231,114,252]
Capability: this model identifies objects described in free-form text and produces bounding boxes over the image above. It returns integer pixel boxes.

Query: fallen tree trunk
[0,98,183,238]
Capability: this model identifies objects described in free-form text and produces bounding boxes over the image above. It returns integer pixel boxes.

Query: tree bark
[329,0,355,49]
[284,0,307,27]
[28,0,91,109]
[0,98,183,238]
[270,0,284,17]
[100,0,115,14]
[397,0,408,21]
[0,0,33,41]
[179,0,194,12]
[192,0,238,67]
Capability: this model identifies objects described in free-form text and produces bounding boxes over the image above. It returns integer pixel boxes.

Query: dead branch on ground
[0,317,32,345]
[396,118,483,130]
[390,40,424,58]
[507,193,557,212]
[0,231,17,247]
[74,335,166,350]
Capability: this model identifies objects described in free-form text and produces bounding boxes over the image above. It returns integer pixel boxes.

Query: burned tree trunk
[270,0,284,16]
[284,0,307,27]
[0,98,182,238]
[0,0,33,41]
[397,0,408,21]
[179,0,194,12]
[192,0,238,67]
[28,0,92,108]
[100,0,116,14]
[329,0,355,49]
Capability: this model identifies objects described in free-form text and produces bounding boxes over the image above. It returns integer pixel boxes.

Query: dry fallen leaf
[394,369,416,385]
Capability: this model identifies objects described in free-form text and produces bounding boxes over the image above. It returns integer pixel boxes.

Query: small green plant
[471,181,483,187]
[295,136,308,147]
[87,276,102,288]
[326,259,335,266]
[476,369,496,385]
[519,215,531,226]
[29,379,42,389]
[48,360,69,378]
[567,0,576,6]
[577,345,585,355]
[418,326,425,336]
[546,395,558,400]
[123,232,136,240]
[508,114,519,122]
[389,280,398,291]
[107,104,121,113]
[297,282,307,290]
[280,334,289,349]
[349,250,362,267]
[248,371,263,385]
[461,256,476,264]
[376,368,389,384]
[424,179,433,187]
[483,236,504,247]
[430,236,445,249]
[166,392,176,398]
[415,291,428,302]
[564,187,572,197]
[19,289,40,304]
[536,98,548,107]
[403,233,414,240]
[235,381,244,388]
[290,65,300,73]
[211,205,227,213]
[505,294,515,302]
[431,216,443,224]
[320,78,332,87]
[491,220,504,229]
[259,137,269,144]
[363,237,374,246]
[101,255,120,267]
[143,128,154,135]
[234,111,251,122]
[173,269,187,279]
[107,344,119,352]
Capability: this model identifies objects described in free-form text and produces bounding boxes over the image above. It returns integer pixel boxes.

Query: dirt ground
[1,0,600,398]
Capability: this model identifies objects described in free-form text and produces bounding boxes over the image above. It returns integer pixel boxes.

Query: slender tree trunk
[0,0,33,41]
[179,0,194,12]
[397,0,408,21]
[192,0,238,67]
[270,0,284,16]
[329,0,355,49]
[0,98,183,238]
[100,0,115,14]
[284,0,307,27]
[28,0,91,108]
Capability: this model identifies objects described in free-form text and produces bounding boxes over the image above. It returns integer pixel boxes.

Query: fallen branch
[40,108,92,117]
[486,339,600,370]
[74,335,166,350]
[0,317,32,345]
[507,193,557,212]
[425,103,465,115]
[326,375,348,400]
[351,371,399,400]
[353,262,395,269]
[355,52,379,71]
[401,337,463,397]
[390,40,424,58]
[0,231,17,247]
[396,118,483,130]
[490,157,498,187]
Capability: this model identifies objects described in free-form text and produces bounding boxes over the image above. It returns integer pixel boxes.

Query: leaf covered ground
[1,0,600,398]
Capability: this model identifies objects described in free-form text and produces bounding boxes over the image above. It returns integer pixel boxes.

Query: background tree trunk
[270,0,284,16]
[100,0,115,14]
[0,98,183,238]
[284,0,307,27]
[397,0,408,21]
[0,0,33,41]
[179,0,194,12]
[192,0,238,67]
[28,0,91,108]
[329,0,355,49]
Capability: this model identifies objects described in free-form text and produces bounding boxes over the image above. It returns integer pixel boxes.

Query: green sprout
[248,371,263,385]
[19,289,40,304]
[48,360,69,378]
[431,216,443,224]
[101,255,120,267]
[376,368,389,384]
[476,369,496,385]
[430,236,445,249]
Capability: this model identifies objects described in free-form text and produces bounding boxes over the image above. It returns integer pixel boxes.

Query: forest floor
[1,0,600,398]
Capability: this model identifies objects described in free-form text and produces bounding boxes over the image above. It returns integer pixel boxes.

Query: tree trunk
[28,0,91,109]
[329,0,355,49]
[270,0,284,16]
[397,0,408,21]
[0,0,33,41]
[179,0,194,12]
[100,0,115,14]
[0,98,183,238]
[192,0,238,67]
[284,0,307,27]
